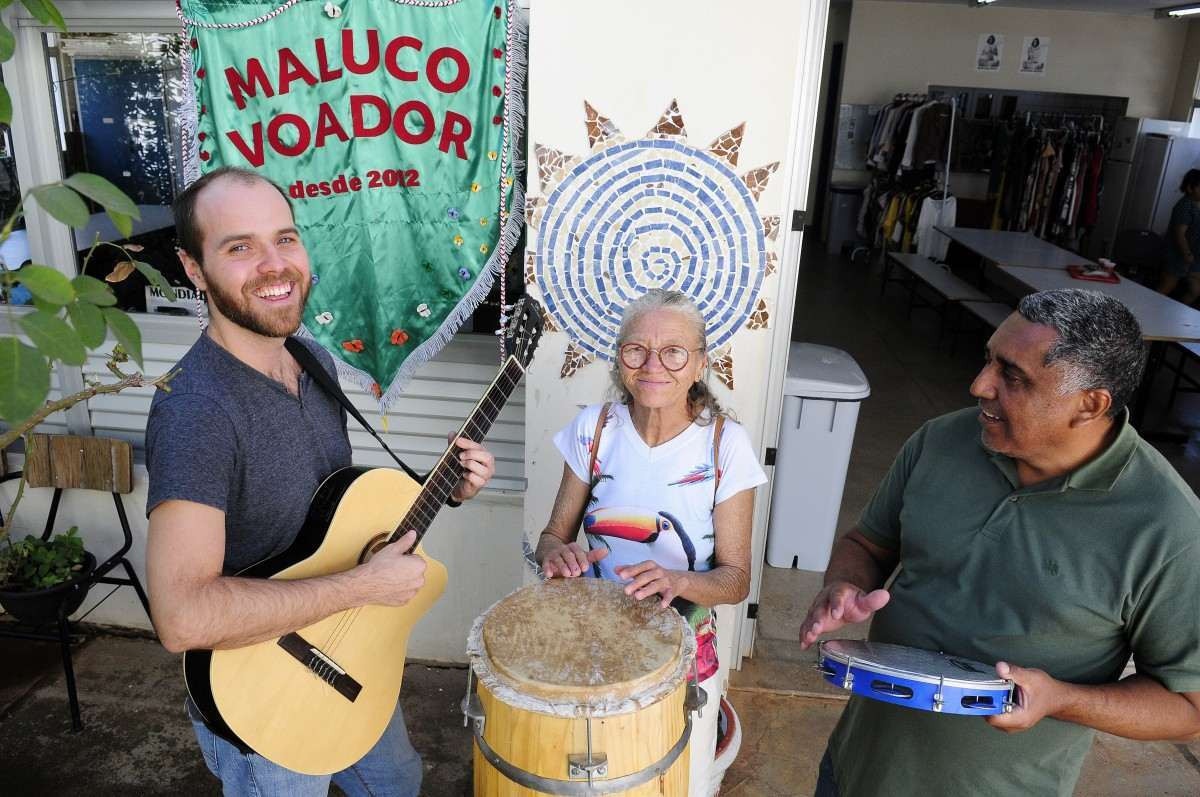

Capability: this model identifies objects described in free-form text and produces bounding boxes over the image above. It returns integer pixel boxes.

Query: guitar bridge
[278,632,362,702]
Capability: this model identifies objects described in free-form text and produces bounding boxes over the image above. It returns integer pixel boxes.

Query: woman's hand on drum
[799,581,891,650]
[615,560,686,608]
[542,541,608,579]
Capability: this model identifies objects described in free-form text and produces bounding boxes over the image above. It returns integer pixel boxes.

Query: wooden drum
[463,578,700,796]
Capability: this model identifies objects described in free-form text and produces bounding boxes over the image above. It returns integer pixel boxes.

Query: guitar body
[183,466,448,775]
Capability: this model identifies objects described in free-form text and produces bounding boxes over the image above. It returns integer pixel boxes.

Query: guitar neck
[393,356,525,546]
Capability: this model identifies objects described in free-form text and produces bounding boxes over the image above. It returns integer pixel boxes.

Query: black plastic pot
[0,551,96,625]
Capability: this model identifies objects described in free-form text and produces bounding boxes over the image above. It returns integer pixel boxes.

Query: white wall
[843,1,1188,118]
[523,0,824,675]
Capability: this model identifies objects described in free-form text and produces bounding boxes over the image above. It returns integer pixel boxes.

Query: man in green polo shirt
[800,289,1200,797]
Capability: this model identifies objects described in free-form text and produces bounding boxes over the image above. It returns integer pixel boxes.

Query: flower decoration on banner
[526,99,780,387]
[177,0,525,409]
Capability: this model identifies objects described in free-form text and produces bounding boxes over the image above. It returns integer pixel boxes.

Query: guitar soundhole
[359,534,392,564]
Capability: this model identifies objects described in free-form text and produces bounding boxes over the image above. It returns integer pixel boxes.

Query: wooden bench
[960,301,1013,329]
[1166,342,1200,414]
[951,301,1013,355]
[885,253,991,337]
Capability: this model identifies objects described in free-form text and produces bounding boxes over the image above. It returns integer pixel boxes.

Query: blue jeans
[189,700,422,796]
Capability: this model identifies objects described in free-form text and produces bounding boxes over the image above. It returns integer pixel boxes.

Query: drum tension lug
[686,656,707,717]
[567,753,609,781]
[568,715,608,783]
[461,668,486,735]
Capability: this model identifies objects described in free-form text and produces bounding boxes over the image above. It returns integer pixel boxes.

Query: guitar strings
[320,373,519,657]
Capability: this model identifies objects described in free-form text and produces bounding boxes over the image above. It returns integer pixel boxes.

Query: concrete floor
[4,242,1200,795]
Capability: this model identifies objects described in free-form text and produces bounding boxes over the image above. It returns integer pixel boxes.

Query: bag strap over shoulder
[712,415,725,508]
[587,402,612,482]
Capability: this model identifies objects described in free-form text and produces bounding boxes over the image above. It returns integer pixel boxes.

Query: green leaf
[0,20,14,62]
[67,301,106,348]
[30,184,89,228]
[102,307,143,368]
[0,84,10,128]
[107,209,132,239]
[19,309,87,366]
[16,264,74,305]
[31,297,59,314]
[133,260,178,302]
[20,0,65,31]
[71,274,118,307]
[64,173,139,218]
[0,338,50,424]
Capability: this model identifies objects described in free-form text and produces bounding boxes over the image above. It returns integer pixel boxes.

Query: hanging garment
[1080,143,1105,228]
[901,103,929,169]
[912,102,953,166]
[900,193,922,252]
[916,195,958,261]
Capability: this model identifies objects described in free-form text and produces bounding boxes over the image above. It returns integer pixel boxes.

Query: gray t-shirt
[146,334,352,572]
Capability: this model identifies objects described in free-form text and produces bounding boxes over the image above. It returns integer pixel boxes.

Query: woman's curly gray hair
[608,289,725,424]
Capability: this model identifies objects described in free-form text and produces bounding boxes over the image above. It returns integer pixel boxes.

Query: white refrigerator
[1089,117,1191,259]
[1120,133,1200,240]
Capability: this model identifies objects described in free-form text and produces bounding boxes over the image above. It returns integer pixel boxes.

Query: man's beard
[204,269,309,338]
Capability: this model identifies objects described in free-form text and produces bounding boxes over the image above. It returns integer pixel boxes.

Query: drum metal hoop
[469,710,693,795]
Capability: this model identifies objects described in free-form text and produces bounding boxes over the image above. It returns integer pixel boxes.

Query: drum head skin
[482,579,685,701]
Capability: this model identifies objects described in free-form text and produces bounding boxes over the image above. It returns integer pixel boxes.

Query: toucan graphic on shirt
[583,506,697,569]
[583,505,718,681]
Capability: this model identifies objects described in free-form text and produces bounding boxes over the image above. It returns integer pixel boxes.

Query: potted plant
[0,0,178,622]
[0,526,96,624]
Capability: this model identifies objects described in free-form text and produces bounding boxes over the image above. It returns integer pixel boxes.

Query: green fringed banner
[179,0,522,404]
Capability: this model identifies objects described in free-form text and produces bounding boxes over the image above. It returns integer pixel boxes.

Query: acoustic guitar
[183,297,544,774]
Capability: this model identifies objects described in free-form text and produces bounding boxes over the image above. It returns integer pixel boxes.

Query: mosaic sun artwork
[527,100,781,385]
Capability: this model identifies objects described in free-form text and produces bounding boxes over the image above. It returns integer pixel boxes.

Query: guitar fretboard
[391,356,525,546]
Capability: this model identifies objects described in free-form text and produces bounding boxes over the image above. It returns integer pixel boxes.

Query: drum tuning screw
[933,675,945,713]
[461,667,486,734]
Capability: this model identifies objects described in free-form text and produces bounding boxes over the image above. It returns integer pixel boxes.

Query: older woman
[534,289,767,792]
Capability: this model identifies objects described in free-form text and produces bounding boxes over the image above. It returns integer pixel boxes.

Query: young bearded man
[146,167,496,795]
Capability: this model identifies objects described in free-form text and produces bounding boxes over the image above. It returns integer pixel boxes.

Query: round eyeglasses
[619,343,703,372]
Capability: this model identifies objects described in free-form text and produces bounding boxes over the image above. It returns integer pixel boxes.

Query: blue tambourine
[817,639,1015,716]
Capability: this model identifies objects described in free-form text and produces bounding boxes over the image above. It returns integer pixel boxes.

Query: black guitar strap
[284,337,424,484]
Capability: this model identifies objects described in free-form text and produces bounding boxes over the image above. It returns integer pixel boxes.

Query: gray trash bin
[766,342,870,571]
[826,182,864,255]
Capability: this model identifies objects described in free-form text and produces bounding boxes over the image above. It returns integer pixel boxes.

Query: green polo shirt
[828,407,1200,797]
